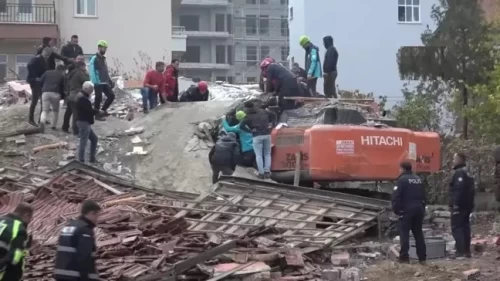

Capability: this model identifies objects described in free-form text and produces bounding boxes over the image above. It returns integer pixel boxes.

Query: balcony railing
[172,26,186,36]
[0,4,56,24]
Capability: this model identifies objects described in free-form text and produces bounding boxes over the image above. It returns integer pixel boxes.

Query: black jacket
[41,70,65,98]
[61,43,84,63]
[36,45,67,70]
[449,164,475,210]
[68,69,90,100]
[75,92,99,124]
[0,214,29,281]
[210,133,240,168]
[292,66,307,80]
[323,36,339,73]
[27,55,49,82]
[391,172,426,215]
[266,63,297,94]
[54,216,98,281]
[240,107,277,136]
[180,85,209,102]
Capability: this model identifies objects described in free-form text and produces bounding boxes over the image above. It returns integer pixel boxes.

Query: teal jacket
[305,44,322,79]
[222,118,253,153]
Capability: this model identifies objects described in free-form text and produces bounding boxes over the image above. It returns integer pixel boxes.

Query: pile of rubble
[0,162,389,281]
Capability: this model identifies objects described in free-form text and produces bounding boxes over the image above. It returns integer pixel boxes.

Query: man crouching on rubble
[209,132,240,184]
[142,61,166,113]
[54,200,101,281]
[75,82,104,164]
[392,161,427,264]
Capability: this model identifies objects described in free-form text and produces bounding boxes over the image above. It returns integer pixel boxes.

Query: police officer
[0,202,33,281]
[392,161,427,264]
[449,152,475,258]
[54,200,101,281]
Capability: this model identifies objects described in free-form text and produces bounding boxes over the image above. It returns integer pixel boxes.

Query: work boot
[28,120,38,127]
[418,260,427,265]
[143,109,149,114]
[264,172,271,179]
[398,257,410,264]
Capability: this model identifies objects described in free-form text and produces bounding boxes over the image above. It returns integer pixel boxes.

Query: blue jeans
[252,135,272,175]
[141,87,158,111]
[76,121,98,163]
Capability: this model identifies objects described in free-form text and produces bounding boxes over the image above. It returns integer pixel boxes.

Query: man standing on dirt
[164,59,180,102]
[239,101,277,180]
[449,152,475,259]
[40,64,66,131]
[63,61,89,135]
[61,35,84,67]
[208,132,240,184]
[89,40,115,119]
[27,47,52,127]
[299,35,322,96]
[75,82,103,164]
[392,161,427,264]
[322,35,339,98]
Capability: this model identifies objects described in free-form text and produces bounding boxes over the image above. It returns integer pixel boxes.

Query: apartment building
[174,0,289,84]
[288,0,437,98]
[0,0,186,81]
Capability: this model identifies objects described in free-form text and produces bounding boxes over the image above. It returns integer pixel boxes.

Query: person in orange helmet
[179,81,210,102]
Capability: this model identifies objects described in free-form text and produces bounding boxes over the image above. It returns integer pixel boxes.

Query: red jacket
[164,65,178,98]
[143,70,166,96]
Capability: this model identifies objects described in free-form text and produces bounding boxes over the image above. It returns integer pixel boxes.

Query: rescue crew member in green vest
[54,200,102,281]
[0,202,34,281]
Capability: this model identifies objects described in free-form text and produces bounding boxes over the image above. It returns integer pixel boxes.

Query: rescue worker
[391,161,427,264]
[449,152,475,258]
[223,110,255,167]
[299,35,322,96]
[63,61,89,135]
[54,200,101,281]
[240,101,277,180]
[260,58,303,112]
[179,81,209,102]
[208,132,240,183]
[291,63,307,81]
[0,203,34,281]
[36,37,68,70]
[89,40,115,119]
[141,61,166,113]
[259,56,276,91]
[27,47,52,127]
[164,59,180,102]
[322,35,339,98]
[61,35,84,67]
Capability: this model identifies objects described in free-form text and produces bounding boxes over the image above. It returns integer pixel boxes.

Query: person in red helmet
[260,59,303,111]
[259,57,275,91]
[179,81,210,102]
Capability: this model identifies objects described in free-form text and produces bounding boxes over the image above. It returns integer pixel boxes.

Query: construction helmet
[235,110,246,121]
[299,35,310,47]
[260,57,275,71]
[198,81,208,93]
[97,40,108,47]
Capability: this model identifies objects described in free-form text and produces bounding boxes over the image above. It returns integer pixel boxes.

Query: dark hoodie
[179,85,209,102]
[240,107,277,136]
[210,132,240,167]
[75,91,99,124]
[323,36,339,73]
[68,68,90,99]
[36,37,68,70]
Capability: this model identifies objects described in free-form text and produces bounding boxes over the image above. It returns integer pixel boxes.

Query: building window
[180,15,200,31]
[227,76,234,83]
[281,46,289,62]
[260,0,268,4]
[246,46,257,67]
[398,0,420,23]
[216,76,226,82]
[246,0,256,4]
[281,16,289,37]
[15,55,31,80]
[216,14,225,32]
[226,14,233,34]
[227,45,233,65]
[0,1,6,13]
[289,7,293,20]
[184,46,201,63]
[0,55,7,82]
[216,45,226,64]
[260,46,270,60]
[259,15,269,35]
[75,0,97,17]
[247,77,257,83]
[245,15,257,35]
[280,0,288,5]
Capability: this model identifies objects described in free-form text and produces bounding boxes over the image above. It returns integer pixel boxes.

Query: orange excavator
[268,99,441,185]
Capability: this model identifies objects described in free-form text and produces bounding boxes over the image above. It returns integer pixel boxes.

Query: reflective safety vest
[0,214,28,281]
[54,217,99,281]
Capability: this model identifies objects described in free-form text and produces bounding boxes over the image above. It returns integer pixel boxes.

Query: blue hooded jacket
[305,44,322,79]
[222,118,253,153]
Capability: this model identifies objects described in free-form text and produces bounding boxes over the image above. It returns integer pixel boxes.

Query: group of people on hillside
[27,36,113,164]
[140,60,209,113]
[0,199,103,281]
